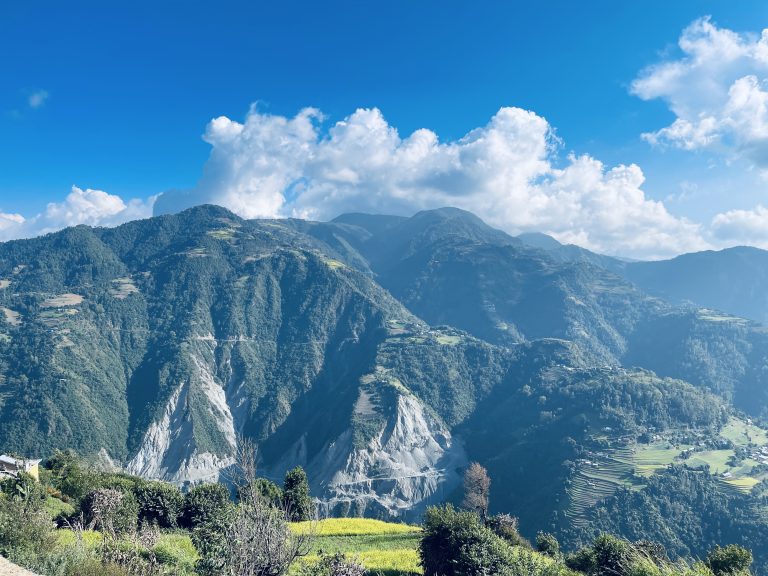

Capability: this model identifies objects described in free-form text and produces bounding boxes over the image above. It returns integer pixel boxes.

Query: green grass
[720,417,768,446]
[633,443,683,467]
[683,450,733,473]
[629,418,768,493]
[56,529,103,549]
[43,495,75,519]
[153,533,199,571]
[55,530,198,573]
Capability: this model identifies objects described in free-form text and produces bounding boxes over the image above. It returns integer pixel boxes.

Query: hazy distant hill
[517,231,768,327]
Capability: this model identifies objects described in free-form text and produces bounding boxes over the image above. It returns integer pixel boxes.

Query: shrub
[419,504,515,576]
[487,513,531,548]
[566,535,674,576]
[180,482,231,529]
[81,488,139,535]
[194,489,312,576]
[65,560,130,576]
[537,532,561,559]
[0,492,57,557]
[135,481,184,528]
[706,545,753,576]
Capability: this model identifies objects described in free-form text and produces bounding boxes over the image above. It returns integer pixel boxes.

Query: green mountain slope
[623,246,768,325]
[307,209,768,418]
[2,205,768,569]
[0,206,517,515]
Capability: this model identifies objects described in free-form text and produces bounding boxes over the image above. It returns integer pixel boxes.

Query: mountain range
[2,205,768,567]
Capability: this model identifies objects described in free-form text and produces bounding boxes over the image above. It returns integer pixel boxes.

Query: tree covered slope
[2,205,768,567]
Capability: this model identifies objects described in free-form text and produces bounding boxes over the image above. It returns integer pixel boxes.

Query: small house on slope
[0,454,41,481]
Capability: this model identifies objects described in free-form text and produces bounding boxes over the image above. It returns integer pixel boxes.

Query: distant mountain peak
[516,232,563,250]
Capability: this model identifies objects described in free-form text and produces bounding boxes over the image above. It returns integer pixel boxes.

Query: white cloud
[27,90,49,109]
[0,186,155,241]
[155,105,709,259]
[0,213,26,235]
[711,205,768,247]
[633,17,768,164]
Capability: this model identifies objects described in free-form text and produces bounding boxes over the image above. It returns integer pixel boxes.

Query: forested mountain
[518,230,768,327]
[2,205,768,569]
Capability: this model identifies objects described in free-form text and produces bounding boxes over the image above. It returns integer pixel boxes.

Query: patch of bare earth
[1,308,20,326]
[41,293,83,308]
[0,556,39,576]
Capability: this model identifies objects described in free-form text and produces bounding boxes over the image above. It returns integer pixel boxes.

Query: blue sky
[3,1,768,258]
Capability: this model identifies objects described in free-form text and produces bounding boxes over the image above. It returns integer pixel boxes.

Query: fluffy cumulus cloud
[711,205,768,247]
[155,105,708,259]
[0,186,155,241]
[633,17,768,163]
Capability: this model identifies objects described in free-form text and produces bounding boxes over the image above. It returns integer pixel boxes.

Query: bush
[537,532,561,559]
[193,491,311,576]
[81,488,139,535]
[706,545,753,576]
[0,492,57,557]
[135,481,184,528]
[65,560,130,576]
[566,535,675,576]
[180,483,231,529]
[487,513,531,548]
[45,450,98,504]
[419,504,515,576]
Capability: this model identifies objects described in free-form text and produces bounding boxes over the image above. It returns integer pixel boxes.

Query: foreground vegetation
[0,452,759,576]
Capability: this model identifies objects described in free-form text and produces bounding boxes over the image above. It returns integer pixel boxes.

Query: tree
[45,450,95,504]
[0,480,57,557]
[462,462,491,519]
[283,466,313,522]
[707,545,753,576]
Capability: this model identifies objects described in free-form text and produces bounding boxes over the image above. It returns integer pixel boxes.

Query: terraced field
[565,447,640,527]
[566,417,768,523]
[632,442,687,477]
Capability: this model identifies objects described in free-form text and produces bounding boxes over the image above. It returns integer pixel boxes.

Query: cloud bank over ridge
[153,105,707,259]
